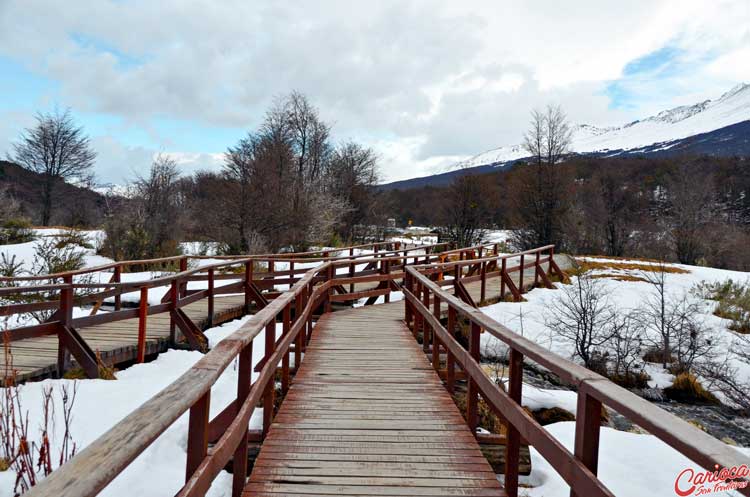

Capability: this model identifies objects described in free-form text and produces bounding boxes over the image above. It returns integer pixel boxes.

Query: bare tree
[545,271,615,369]
[134,154,184,257]
[608,312,646,385]
[325,142,380,242]
[442,173,490,247]
[10,109,96,225]
[511,105,572,249]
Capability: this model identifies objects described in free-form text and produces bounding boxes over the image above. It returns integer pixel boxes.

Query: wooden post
[185,391,210,482]
[325,265,333,313]
[244,260,252,313]
[500,258,506,299]
[505,349,524,497]
[534,251,540,287]
[480,261,487,303]
[431,294,440,369]
[549,246,555,276]
[519,254,525,293]
[169,279,178,346]
[281,303,291,394]
[57,275,73,376]
[349,247,355,294]
[466,322,480,435]
[422,286,430,353]
[384,260,391,304]
[179,257,188,298]
[294,291,303,372]
[207,267,215,328]
[137,286,148,363]
[113,265,122,311]
[232,343,253,497]
[446,307,456,393]
[263,320,276,438]
[306,282,314,345]
[571,390,602,497]
[404,272,412,326]
[413,281,423,340]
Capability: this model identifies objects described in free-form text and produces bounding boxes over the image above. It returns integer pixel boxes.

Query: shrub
[663,372,719,404]
[693,279,750,334]
[0,218,35,245]
[54,229,93,250]
[531,407,575,425]
[32,237,86,275]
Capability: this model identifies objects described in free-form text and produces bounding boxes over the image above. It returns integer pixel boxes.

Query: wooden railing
[18,243,747,497]
[403,260,750,497]
[0,242,451,378]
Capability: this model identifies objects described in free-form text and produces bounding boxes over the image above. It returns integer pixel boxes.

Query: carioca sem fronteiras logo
[674,465,750,496]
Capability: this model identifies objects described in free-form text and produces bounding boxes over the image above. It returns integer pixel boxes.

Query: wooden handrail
[403,263,750,497]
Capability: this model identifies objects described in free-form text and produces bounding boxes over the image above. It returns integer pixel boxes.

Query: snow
[521,422,748,497]
[456,83,750,169]
[0,315,283,497]
[0,229,111,275]
[479,256,750,405]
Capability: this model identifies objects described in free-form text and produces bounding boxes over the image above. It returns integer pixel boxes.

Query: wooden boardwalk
[245,304,506,497]
[7,295,246,382]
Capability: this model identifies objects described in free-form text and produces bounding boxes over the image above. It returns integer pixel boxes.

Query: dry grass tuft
[664,373,719,405]
[590,273,650,283]
[574,259,690,275]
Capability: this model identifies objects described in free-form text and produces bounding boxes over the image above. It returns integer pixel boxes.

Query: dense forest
[387,154,750,269]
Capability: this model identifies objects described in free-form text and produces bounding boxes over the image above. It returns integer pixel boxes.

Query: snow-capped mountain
[457,82,750,169]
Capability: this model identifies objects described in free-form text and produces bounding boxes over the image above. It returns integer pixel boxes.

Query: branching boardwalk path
[245,304,506,497]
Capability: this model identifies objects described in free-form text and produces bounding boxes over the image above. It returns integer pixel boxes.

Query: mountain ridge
[380,83,750,191]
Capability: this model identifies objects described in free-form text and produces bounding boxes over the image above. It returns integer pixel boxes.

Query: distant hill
[0,160,110,226]
[380,83,750,191]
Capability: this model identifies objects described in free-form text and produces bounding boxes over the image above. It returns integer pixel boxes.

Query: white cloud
[0,0,747,183]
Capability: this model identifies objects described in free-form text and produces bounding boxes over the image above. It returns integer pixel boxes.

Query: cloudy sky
[1,0,749,185]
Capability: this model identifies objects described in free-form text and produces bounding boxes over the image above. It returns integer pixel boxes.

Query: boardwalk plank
[245,304,505,497]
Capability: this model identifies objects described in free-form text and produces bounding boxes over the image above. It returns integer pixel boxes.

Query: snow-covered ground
[522,422,750,497]
[0,316,282,497]
[480,257,750,395]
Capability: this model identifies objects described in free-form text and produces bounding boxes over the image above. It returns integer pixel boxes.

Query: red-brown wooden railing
[21,244,750,497]
[403,261,750,497]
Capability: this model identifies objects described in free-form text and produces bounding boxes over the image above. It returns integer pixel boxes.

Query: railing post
[306,282,314,344]
[519,254,525,293]
[384,260,391,304]
[207,267,215,328]
[349,248,355,294]
[244,260,253,313]
[170,279,179,346]
[480,261,487,303]
[534,251,540,287]
[413,281,423,339]
[505,349,524,497]
[494,243,499,255]
[422,285,430,353]
[263,320,276,438]
[466,322,480,435]
[571,388,602,497]
[137,286,148,363]
[185,391,210,482]
[432,294,440,369]
[289,260,295,284]
[281,302,291,394]
[179,257,188,298]
[446,307,456,393]
[232,343,253,497]
[57,275,73,376]
[294,291,303,372]
[404,272,412,326]
[325,264,333,313]
[549,245,555,276]
[113,265,122,311]
[500,258,506,299]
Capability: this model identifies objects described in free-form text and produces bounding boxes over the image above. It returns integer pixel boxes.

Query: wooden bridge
[3,243,747,497]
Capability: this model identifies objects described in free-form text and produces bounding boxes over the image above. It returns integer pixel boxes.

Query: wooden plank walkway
[7,295,246,382]
[245,304,506,497]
